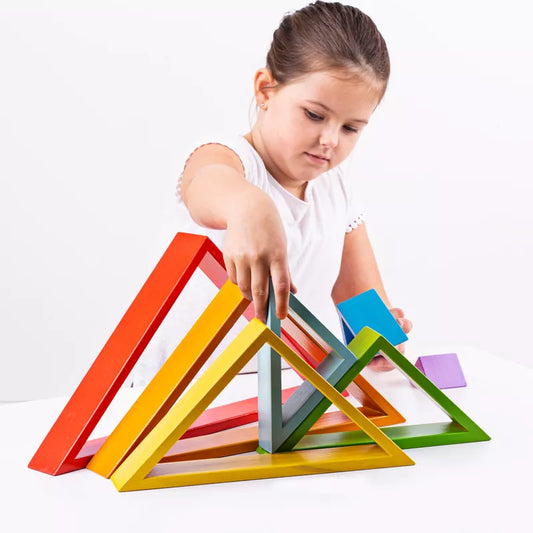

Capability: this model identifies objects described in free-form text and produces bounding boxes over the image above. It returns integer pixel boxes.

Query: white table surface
[2,346,532,533]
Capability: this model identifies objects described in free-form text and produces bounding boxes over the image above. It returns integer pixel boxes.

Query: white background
[1,0,532,401]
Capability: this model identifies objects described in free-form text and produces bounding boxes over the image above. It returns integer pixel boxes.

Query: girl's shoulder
[178,133,264,201]
[181,135,247,174]
[180,134,264,182]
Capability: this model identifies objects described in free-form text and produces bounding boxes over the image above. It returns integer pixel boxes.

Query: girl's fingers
[270,259,292,320]
[224,256,238,286]
[398,317,413,334]
[235,262,252,301]
[228,253,293,322]
[368,355,396,372]
[389,307,405,319]
[250,261,270,323]
[390,308,412,334]
[290,278,297,294]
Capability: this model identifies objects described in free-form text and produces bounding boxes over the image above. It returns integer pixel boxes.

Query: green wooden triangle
[291,327,490,450]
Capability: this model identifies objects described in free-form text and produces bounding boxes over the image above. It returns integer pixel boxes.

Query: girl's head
[248,2,390,198]
[266,1,390,100]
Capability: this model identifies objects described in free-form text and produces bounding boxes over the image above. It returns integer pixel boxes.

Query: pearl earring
[260,102,266,108]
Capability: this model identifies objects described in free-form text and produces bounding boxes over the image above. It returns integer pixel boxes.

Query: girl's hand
[367,307,412,372]
[223,189,296,323]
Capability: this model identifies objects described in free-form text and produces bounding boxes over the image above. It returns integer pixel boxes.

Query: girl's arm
[331,223,412,371]
[181,144,293,322]
[331,222,390,306]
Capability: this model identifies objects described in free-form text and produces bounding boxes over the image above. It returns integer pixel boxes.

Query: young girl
[179,1,412,372]
[133,1,412,385]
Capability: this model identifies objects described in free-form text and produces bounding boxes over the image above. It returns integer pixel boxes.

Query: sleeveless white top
[127,134,364,387]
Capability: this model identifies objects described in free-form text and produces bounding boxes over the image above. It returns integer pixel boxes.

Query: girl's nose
[319,127,339,149]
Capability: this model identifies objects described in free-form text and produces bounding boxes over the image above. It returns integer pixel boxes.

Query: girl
[178,1,412,371]
[130,1,412,385]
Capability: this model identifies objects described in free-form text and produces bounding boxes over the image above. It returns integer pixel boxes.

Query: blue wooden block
[337,289,408,346]
[415,353,467,389]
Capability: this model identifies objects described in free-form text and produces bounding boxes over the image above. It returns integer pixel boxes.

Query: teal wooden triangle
[258,282,376,453]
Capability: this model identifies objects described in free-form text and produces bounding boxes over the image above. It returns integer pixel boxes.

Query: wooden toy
[81,372,400,468]
[281,311,405,430]
[86,381,401,474]
[259,283,389,453]
[337,288,409,346]
[150,371,407,463]
[150,398,398,463]
[28,230,487,492]
[28,233,229,476]
[415,353,467,389]
[30,233,403,476]
[110,319,414,491]
[288,327,490,451]
[89,278,404,478]
[121,368,406,463]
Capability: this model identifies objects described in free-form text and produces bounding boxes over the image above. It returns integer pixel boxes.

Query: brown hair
[266,1,390,97]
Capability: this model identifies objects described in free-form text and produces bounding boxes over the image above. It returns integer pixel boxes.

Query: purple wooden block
[414,353,467,389]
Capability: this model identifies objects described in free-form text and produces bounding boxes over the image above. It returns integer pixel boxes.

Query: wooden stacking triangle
[87,281,404,478]
[28,233,228,475]
[110,319,414,491]
[281,315,405,432]
[258,284,402,453]
[136,310,406,464]
[29,233,401,475]
[290,327,490,451]
[30,232,404,476]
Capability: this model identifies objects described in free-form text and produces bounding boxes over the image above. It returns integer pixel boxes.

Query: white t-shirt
[127,133,364,387]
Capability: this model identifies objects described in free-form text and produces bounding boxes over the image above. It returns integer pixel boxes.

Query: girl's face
[250,69,382,198]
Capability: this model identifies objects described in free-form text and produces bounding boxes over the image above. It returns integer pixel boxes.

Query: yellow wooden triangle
[110,319,414,491]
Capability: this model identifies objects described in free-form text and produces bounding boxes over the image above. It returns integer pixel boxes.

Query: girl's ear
[253,68,277,107]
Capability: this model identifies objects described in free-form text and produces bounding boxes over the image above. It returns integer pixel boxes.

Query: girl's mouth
[305,152,329,165]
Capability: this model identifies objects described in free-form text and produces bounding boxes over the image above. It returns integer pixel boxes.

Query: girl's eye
[305,108,359,134]
[343,125,359,134]
[305,109,323,121]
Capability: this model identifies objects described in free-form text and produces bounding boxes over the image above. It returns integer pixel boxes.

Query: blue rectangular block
[337,289,408,346]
